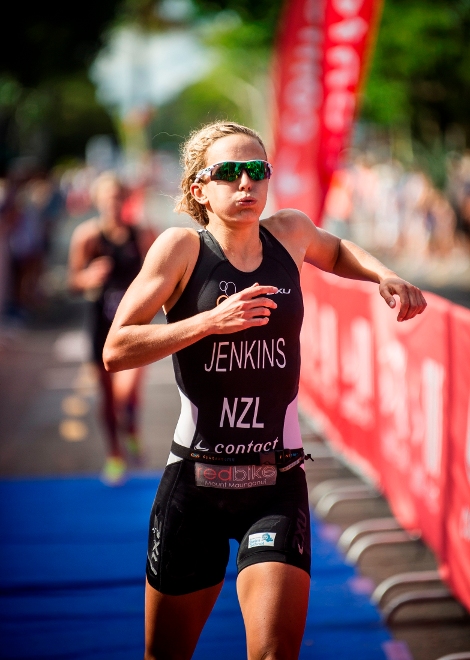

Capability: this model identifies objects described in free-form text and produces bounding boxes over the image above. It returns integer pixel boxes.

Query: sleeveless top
[93,226,142,323]
[166,226,304,465]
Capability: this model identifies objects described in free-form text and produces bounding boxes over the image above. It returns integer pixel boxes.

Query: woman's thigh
[145,578,223,660]
[237,562,310,660]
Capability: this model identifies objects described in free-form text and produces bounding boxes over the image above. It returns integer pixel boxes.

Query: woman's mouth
[237,196,257,205]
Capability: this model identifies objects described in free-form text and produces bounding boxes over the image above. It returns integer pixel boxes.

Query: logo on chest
[216,280,291,306]
[217,281,237,305]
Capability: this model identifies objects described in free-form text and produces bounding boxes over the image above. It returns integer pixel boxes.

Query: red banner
[271,0,382,225]
[299,268,452,559]
[372,292,450,557]
[443,304,470,610]
[299,265,381,485]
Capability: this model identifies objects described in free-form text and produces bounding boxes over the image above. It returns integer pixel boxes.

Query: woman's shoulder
[151,226,200,251]
[144,226,201,271]
[261,210,318,270]
[262,209,312,234]
[261,209,315,246]
[70,217,101,248]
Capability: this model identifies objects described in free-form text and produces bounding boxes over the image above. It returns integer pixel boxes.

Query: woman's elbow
[102,344,122,372]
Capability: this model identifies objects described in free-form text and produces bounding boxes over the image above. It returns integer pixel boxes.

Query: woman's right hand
[206,283,278,334]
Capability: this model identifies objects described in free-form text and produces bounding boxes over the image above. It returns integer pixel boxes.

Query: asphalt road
[0,309,180,477]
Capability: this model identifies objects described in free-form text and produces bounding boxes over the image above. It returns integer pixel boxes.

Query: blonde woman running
[103,122,426,659]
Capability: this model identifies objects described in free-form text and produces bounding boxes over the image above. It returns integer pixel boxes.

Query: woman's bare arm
[103,228,278,372]
[266,210,427,323]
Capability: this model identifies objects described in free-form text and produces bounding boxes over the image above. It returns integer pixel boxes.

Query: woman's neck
[206,220,262,272]
[99,214,129,244]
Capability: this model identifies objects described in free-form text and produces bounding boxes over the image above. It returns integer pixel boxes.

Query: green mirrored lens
[213,162,242,181]
[245,161,266,180]
[212,161,268,182]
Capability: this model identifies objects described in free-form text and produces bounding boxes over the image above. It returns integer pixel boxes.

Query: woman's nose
[239,170,252,189]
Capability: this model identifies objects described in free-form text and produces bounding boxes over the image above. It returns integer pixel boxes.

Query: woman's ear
[190,182,208,205]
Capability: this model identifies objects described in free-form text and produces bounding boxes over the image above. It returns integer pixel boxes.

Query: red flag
[271,0,383,225]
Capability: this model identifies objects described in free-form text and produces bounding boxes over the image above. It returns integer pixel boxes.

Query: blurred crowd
[323,151,470,278]
[0,151,179,325]
[1,146,470,326]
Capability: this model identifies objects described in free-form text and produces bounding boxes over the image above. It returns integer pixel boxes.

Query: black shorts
[146,459,311,596]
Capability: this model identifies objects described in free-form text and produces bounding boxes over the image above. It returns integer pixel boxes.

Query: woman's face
[95,180,124,219]
[192,134,269,227]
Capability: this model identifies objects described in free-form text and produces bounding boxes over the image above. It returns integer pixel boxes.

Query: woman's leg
[112,367,144,442]
[237,562,310,660]
[95,364,120,457]
[144,578,223,660]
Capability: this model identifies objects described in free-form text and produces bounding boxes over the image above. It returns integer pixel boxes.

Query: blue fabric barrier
[0,476,394,659]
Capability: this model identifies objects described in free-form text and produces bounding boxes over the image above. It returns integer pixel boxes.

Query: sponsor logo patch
[248,532,277,548]
[195,463,277,489]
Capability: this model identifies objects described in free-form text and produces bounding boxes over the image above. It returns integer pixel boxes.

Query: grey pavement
[0,317,180,477]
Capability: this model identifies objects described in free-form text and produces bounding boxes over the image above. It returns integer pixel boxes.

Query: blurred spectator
[68,171,156,485]
[325,151,465,273]
[0,170,65,321]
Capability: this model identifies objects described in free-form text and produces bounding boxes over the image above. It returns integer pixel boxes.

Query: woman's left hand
[379,277,427,322]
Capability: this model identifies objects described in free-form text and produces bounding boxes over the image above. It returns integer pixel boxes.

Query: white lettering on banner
[422,359,445,478]
[325,46,360,87]
[340,317,374,428]
[319,304,339,403]
[322,0,367,139]
[300,293,319,380]
[274,0,326,199]
[466,395,470,485]
[205,339,287,372]
[328,17,368,42]
[324,90,356,133]
[220,397,265,429]
[333,0,364,17]
[378,341,410,472]
[275,149,310,197]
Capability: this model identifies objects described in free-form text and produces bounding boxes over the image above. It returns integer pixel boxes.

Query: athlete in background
[103,122,426,659]
[68,172,155,484]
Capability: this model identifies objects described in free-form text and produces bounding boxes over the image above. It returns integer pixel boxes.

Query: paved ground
[0,310,178,477]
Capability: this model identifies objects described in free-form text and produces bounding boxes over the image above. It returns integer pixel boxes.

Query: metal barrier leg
[315,487,379,518]
[338,518,402,553]
[371,570,442,608]
[382,587,469,625]
[345,530,421,565]
[310,478,365,504]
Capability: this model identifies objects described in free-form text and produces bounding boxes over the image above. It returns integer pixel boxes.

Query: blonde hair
[175,121,267,226]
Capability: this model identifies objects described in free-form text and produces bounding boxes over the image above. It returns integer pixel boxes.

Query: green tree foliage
[362,0,470,155]
[0,0,122,172]
[0,0,122,86]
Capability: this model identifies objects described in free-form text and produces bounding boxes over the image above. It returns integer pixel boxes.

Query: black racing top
[166,226,304,461]
[92,226,142,323]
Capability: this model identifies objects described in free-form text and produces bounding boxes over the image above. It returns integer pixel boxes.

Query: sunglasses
[194,160,273,183]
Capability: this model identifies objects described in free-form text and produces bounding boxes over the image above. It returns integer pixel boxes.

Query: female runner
[69,172,155,484]
[103,122,426,659]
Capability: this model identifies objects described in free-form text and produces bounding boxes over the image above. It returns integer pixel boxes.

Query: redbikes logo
[195,463,277,489]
